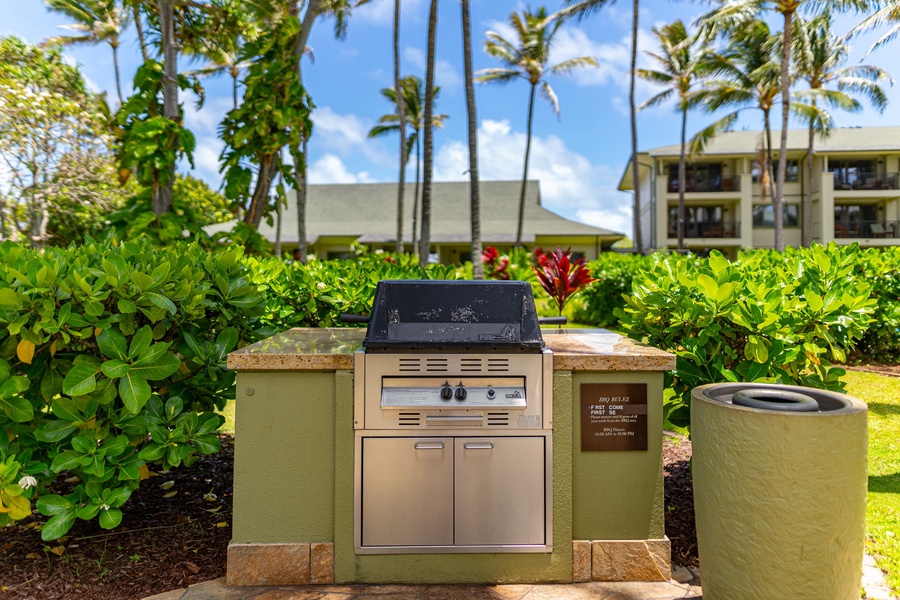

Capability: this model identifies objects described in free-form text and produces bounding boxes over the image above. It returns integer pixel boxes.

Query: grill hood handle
[339,314,370,323]
[538,316,568,325]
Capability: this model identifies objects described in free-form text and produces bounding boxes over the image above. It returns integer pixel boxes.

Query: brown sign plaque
[580,383,648,451]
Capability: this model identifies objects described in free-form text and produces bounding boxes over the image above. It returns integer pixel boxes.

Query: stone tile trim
[590,538,671,582]
[310,542,335,584]
[227,542,334,586]
[572,540,592,582]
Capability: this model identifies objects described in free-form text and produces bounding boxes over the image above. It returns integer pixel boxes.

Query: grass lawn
[843,370,900,593]
[219,400,235,434]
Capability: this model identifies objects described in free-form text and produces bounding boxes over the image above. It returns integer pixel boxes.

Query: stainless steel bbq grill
[352,280,554,554]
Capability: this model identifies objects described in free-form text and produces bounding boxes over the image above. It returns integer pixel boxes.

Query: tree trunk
[393,0,406,254]
[804,107,815,247]
[412,135,421,258]
[419,0,439,266]
[274,165,284,256]
[516,84,536,248]
[155,0,177,215]
[462,0,482,278]
[678,107,686,250]
[232,70,238,109]
[774,10,794,252]
[629,0,642,253]
[112,42,124,105]
[765,111,776,203]
[244,154,276,227]
[133,1,149,62]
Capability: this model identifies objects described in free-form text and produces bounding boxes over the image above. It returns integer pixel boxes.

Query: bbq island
[226,282,676,586]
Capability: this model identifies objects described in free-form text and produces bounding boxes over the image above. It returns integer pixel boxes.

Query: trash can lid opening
[702,383,853,413]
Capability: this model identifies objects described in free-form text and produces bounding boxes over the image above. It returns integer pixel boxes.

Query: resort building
[209,180,623,263]
[619,126,900,256]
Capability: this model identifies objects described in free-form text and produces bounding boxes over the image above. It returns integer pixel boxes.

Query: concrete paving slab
[162,579,703,600]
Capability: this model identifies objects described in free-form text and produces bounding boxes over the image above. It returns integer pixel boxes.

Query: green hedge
[616,244,876,432]
[0,239,264,538]
[853,247,900,364]
[571,253,656,328]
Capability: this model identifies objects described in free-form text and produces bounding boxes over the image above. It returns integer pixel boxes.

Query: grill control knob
[440,383,453,400]
[487,389,496,399]
[455,384,467,400]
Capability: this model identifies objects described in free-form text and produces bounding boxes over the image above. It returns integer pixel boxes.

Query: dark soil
[0,436,233,600]
[0,434,699,599]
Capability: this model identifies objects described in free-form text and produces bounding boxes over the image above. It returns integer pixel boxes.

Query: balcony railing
[833,172,900,191]
[667,177,740,193]
[668,221,742,239]
[834,219,900,239]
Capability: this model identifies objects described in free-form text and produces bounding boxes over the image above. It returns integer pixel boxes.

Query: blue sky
[5,1,899,237]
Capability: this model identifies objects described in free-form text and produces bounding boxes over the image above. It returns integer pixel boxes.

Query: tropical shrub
[533,246,597,316]
[571,252,657,328]
[0,239,264,539]
[246,247,459,333]
[617,244,875,431]
[853,247,900,364]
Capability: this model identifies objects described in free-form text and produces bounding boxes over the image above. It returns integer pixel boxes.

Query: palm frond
[638,88,674,111]
[549,56,598,75]
[474,68,520,85]
[539,81,560,116]
[689,111,740,155]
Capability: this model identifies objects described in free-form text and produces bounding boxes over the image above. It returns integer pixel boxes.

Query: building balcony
[668,221,742,239]
[833,172,899,191]
[834,219,900,239]
[667,177,740,193]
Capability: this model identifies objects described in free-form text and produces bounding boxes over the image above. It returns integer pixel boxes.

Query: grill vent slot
[425,358,449,372]
[460,358,483,372]
[398,358,421,372]
[487,358,510,372]
[486,412,510,427]
[398,412,421,426]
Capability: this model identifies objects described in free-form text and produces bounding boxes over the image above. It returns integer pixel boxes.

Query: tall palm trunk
[291,1,316,262]
[393,0,406,254]
[629,0,642,253]
[112,41,123,104]
[774,11,794,252]
[765,111,777,203]
[419,0,439,266]
[412,136,421,257]
[516,84,536,248]
[677,107,687,250]
[155,0,177,215]
[461,0,482,278]
[132,2,149,61]
[804,105,815,247]
[231,69,238,109]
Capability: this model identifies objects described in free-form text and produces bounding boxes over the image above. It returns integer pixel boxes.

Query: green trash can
[691,382,867,600]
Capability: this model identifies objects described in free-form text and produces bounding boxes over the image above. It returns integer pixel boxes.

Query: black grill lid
[363,280,544,350]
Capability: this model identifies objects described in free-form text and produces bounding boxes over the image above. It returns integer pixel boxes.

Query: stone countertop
[227,328,674,372]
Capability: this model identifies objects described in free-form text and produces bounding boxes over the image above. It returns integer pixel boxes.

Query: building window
[829,160,877,189]
[668,205,725,237]
[752,160,799,183]
[752,204,800,227]
[834,204,878,237]
[667,163,723,192]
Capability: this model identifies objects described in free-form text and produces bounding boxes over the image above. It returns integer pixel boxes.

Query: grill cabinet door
[361,437,453,547]
[454,437,546,546]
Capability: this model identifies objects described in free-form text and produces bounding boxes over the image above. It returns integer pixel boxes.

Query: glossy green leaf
[119,374,151,414]
[62,362,98,397]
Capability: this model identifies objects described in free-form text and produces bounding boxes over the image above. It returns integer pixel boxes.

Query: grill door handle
[413,441,445,450]
[463,442,494,450]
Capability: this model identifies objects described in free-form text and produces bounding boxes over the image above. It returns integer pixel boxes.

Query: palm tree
[692,21,782,226]
[697,0,868,251]
[420,0,439,266]
[794,13,890,246]
[43,0,130,104]
[157,0,177,215]
[368,77,447,257]
[461,0,483,279]
[291,0,370,262]
[476,6,598,247]
[636,20,713,251]
[392,0,406,254]
[850,0,900,56]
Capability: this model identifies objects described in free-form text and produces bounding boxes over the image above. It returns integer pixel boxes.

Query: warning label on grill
[580,383,648,451]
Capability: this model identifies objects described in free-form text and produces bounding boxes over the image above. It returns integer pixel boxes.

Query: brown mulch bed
[663,433,697,568]
[843,362,900,378]
[1,433,699,599]
[0,436,233,600]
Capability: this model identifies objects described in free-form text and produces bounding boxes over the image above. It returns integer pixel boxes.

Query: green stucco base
[692,388,868,600]
[231,368,666,584]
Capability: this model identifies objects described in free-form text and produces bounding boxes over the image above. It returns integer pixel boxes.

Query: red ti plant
[532,246,597,316]
[482,246,510,280]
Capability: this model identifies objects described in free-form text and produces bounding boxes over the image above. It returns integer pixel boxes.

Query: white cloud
[311,106,391,165]
[355,0,424,26]
[193,141,222,181]
[402,47,462,91]
[434,118,631,236]
[309,154,375,184]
